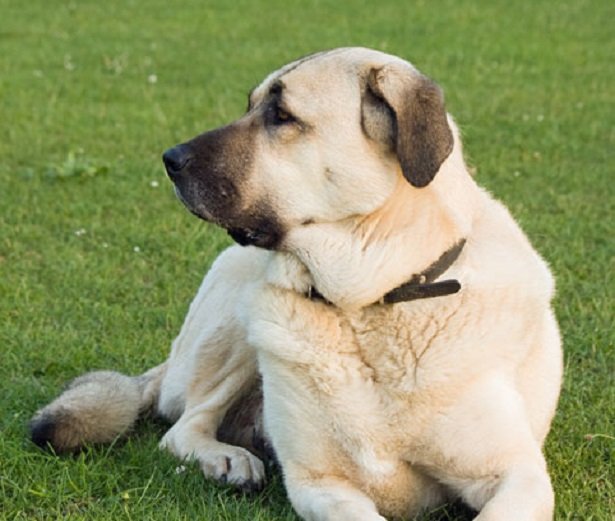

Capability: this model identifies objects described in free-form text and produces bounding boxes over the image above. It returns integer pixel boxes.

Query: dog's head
[163,48,454,249]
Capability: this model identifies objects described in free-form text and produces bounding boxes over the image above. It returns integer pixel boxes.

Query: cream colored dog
[31,48,562,520]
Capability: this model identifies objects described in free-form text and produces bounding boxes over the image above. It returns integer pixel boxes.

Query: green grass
[0,0,613,519]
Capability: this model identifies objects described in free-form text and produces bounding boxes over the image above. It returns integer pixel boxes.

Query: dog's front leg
[285,473,387,521]
[429,374,555,521]
[251,260,388,521]
[158,245,270,491]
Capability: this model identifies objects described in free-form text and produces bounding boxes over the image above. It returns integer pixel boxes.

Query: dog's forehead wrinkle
[270,48,348,81]
[254,48,367,103]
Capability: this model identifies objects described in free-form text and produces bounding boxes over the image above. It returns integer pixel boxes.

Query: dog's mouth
[226,226,280,248]
[172,185,285,250]
[173,186,216,222]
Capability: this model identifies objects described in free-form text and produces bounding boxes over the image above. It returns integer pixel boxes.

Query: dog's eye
[268,105,295,126]
[276,108,292,122]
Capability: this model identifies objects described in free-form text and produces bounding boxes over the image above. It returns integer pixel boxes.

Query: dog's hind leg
[158,245,271,490]
[158,335,266,490]
[30,244,270,490]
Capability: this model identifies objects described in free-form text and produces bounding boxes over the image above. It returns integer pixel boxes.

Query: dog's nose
[163,144,193,179]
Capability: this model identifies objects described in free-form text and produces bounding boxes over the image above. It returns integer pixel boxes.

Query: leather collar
[307,238,466,306]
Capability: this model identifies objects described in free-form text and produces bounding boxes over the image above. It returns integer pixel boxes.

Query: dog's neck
[307,238,466,306]
[285,172,477,310]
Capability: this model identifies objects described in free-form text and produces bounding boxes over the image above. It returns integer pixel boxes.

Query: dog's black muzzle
[162,130,285,250]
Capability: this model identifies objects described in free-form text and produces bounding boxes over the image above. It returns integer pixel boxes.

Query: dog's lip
[194,205,216,222]
[171,186,283,249]
[173,186,217,222]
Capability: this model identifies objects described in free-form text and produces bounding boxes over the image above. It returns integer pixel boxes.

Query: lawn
[0,0,613,519]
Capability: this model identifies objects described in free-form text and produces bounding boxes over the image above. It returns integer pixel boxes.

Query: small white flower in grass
[513,171,521,177]
[102,242,109,249]
[74,228,86,236]
[148,73,158,84]
[175,465,186,474]
[150,180,159,188]
[537,114,544,122]
[133,246,141,253]
[64,55,75,72]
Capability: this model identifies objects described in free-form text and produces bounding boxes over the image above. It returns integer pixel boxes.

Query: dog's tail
[29,363,167,453]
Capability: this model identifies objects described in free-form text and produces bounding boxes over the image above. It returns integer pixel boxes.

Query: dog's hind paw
[160,427,266,492]
[197,445,266,492]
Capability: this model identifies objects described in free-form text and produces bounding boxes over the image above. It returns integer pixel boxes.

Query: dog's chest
[252,289,488,513]
[253,294,461,514]
[347,300,467,392]
[253,293,467,451]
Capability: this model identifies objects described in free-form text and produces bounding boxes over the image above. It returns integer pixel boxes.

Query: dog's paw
[196,445,266,492]
[160,427,265,492]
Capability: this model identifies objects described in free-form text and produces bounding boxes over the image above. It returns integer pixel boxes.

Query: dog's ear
[362,63,453,188]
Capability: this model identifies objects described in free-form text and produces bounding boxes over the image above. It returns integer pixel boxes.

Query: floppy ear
[363,63,453,188]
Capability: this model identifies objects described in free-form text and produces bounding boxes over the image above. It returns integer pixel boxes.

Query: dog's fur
[30,48,562,520]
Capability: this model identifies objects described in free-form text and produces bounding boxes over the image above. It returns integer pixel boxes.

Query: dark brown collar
[307,239,466,306]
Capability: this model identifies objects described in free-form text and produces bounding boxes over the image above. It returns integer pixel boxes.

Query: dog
[30,48,562,520]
